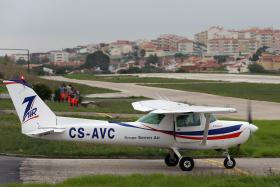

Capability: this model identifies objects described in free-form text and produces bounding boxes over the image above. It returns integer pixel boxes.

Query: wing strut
[173,114,176,139]
[201,114,211,145]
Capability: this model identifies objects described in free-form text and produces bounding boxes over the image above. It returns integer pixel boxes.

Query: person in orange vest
[59,83,66,102]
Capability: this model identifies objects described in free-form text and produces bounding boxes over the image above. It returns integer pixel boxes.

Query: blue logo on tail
[22,95,39,123]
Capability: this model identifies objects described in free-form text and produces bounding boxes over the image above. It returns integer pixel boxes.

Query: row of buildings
[195,26,280,55]
[8,26,280,74]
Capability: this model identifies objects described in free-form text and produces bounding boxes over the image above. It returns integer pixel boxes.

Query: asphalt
[118,73,280,84]
[1,156,280,184]
[42,76,280,120]
[0,156,22,185]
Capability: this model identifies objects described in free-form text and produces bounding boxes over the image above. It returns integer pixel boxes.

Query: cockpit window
[137,113,165,125]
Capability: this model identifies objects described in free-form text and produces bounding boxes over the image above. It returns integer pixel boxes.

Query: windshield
[137,113,165,125]
[210,114,217,123]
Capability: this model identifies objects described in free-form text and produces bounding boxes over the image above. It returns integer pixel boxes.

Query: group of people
[59,83,80,107]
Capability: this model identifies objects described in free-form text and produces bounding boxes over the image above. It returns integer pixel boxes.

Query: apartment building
[49,51,69,63]
[207,38,239,55]
[197,26,280,55]
[156,34,194,53]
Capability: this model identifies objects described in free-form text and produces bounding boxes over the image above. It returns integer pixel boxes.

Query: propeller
[247,100,258,143]
[236,100,258,155]
[247,100,253,124]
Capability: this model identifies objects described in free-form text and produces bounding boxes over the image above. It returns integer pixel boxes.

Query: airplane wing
[26,128,65,136]
[132,100,190,112]
[132,100,236,146]
[132,100,236,114]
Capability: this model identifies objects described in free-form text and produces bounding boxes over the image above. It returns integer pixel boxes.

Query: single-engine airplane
[4,78,258,171]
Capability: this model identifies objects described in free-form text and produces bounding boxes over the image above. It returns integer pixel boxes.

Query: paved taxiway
[43,76,280,120]
[1,156,280,184]
[0,156,22,185]
[119,73,280,84]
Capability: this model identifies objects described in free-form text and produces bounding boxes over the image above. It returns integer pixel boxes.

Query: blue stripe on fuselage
[176,124,242,136]
[110,121,242,136]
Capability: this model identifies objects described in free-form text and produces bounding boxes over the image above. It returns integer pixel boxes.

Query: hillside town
[8,26,280,74]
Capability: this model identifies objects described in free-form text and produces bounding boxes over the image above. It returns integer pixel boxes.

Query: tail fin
[3,79,57,135]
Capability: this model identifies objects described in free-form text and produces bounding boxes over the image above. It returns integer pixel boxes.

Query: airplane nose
[249,124,258,133]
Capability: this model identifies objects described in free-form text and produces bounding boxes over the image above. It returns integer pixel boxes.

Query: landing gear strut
[165,148,195,171]
[223,151,236,169]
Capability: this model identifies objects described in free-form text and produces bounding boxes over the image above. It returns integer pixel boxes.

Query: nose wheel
[224,156,236,169]
[223,151,236,169]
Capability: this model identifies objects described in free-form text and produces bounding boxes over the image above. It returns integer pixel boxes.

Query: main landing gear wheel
[224,156,236,169]
[164,153,179,167]
[179,157,194,171]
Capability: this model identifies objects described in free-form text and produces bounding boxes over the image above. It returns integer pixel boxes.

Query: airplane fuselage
[34,116,251,150]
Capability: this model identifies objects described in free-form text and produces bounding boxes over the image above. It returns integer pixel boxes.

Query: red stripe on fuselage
[143,124,242,140]
[176,131,242,140]
[3,82,17,85]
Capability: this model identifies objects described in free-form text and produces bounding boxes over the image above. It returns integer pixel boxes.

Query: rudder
[3,79,57,135]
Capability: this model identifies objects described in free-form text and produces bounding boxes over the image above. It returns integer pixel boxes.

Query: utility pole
[0,48,30,74]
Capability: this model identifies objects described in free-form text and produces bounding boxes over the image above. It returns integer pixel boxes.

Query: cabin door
[175,113,204,143]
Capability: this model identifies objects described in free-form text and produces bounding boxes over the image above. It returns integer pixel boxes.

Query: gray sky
[1,0,280,52]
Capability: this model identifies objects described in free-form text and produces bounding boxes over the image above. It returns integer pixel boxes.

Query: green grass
[0,80,116,96]
[0,86,6,93]
[141,82,280,103]
[50,81,117,95]
[0,61,117,95]
[0,98,143,114]
[3,174,280,187]
[65,73,210,83]
[0,113,280,157]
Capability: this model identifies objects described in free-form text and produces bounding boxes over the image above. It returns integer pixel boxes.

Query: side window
[176,113,201,127]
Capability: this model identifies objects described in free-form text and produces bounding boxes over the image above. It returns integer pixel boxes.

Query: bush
[33,83,52,101]
[175,68,186,73]
[54,88,60,102]
[248,63,266,73]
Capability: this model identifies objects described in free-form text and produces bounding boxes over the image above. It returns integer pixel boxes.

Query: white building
[177,39,194,53]
[225,59,251,73]
[49,51,69,62]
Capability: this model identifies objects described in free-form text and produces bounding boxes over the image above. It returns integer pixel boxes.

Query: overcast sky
[1,0,280,52]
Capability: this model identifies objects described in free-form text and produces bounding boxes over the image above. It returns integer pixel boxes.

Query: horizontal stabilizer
[26,128,65,136]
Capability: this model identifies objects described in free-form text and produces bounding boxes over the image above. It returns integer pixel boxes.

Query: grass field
[3,174,280,187]
[141,82,280,103]
[0,113,279,157]
[0,61,117,95]
[64,73,210,83]
[0,87,5,93]
[0,98,143,114]
[65,73,280,103]
[0,81,116,95]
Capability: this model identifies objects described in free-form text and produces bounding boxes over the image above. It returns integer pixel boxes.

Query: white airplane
[4,78,258,171]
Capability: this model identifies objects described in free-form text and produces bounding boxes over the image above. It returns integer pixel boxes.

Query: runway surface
[1,156,280,184]
[43,76,280,120]
[0,156,22,185]
[122,73,280,84]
